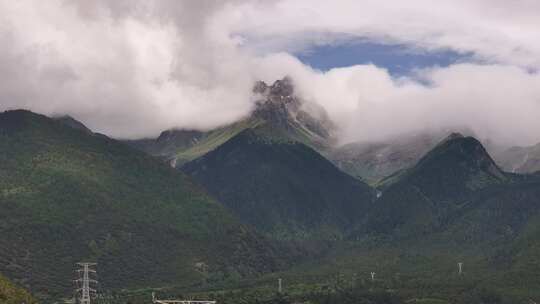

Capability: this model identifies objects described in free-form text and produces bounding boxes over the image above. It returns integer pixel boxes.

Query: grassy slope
[173,114,329,166]
[174,118,264,166]
[0,110,286,301]
[129,105,332,169]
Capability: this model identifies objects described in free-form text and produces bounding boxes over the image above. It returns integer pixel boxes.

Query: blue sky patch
[296,41,472,76]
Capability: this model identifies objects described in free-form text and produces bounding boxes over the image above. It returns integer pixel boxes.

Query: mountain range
[129,78,540,184]
[329,129,540,184]
[121,78,540,301]
[2,77,540,303]
[124,77,540,302]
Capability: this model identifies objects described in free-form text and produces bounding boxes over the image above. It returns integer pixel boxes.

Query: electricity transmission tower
[75,262,98,304]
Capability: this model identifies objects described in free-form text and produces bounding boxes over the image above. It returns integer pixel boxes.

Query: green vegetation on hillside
[183,127,374,240]
[0,110,289,301]
[0,273,36,304]
[114,127,540,303]
[4,109,540,304]
[367,135,507,236]
[333,135,540,301]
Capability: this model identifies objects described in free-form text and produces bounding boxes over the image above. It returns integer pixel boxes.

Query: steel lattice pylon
[75,263,97,304]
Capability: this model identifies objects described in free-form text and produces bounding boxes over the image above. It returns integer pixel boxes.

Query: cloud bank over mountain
[1,0,540,145]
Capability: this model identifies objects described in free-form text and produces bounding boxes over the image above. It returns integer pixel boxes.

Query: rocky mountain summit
[252,76,336,144]
[252,78,297,126]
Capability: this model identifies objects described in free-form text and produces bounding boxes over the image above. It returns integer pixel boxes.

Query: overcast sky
[1,1,540,146]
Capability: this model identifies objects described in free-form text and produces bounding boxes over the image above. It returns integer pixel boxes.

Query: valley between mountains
[2,78,540,303]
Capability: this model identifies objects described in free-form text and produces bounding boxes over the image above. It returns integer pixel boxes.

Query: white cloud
[234,0,540,68]
[288,63,540,146]
[0,0,256,138]
[0,0,539,146]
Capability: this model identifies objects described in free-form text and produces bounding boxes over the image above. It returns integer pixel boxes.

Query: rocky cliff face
[252,77,336,145]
